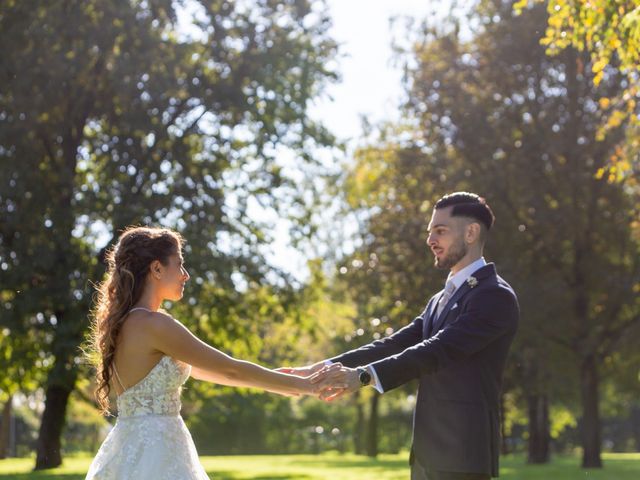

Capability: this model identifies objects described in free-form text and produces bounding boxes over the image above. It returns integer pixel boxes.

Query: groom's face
[427,206,468,270]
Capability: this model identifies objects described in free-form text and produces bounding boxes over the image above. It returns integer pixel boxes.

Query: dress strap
[112,363,127,392]
[113,307,154,393]
[128,307,154,314]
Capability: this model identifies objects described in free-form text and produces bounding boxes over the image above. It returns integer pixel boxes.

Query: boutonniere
[466,276,478,288]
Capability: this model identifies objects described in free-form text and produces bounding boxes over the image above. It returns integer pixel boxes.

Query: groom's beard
[435,236,467,270]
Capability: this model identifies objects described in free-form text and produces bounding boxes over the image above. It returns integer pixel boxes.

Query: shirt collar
[447,257,487,291]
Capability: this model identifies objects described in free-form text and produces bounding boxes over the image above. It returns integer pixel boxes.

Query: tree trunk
[354,391,365,454]
[630,405,640,452]
[35,384,73,469]
[33,314,82,471]
[580,354,602,468]
[527,393,550,464]
[0,395,13,459]
[366,392,379,458]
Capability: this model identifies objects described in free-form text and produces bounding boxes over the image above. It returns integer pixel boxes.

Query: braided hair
[88,226,184,414]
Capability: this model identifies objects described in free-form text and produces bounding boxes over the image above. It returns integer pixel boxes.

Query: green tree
[180,260,366,455]
[401,0,640,468]
[339,0,640,470]
[0,0,337,469]
[336,140,449,456]
[0,157,48,458]
[517,0,640,190]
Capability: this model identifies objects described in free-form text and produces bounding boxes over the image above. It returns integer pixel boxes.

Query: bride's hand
[297,364,347,397]
[276,361,326,377]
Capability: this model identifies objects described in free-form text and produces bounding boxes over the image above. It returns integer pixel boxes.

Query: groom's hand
[276,360,326,377]
[310,365,360,402]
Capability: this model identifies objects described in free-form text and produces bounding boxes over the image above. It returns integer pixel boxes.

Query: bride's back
[112,310,166,396]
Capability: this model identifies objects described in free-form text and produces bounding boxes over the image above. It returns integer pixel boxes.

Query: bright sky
[267,1,442,279]
[171,1,447,283]
[81,2,451,289]
[310,0,439,143]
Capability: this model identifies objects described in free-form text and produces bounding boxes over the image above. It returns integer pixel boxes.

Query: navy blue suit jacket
[331,263,519,477]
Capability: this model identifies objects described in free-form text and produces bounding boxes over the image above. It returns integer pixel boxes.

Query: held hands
[277,361,343,400]
[310,364,360,401]
[278,362,362,401]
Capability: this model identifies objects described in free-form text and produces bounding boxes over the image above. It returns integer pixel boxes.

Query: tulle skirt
[85,414,210,479]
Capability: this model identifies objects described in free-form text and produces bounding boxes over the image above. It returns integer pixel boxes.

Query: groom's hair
[435,192,495,240]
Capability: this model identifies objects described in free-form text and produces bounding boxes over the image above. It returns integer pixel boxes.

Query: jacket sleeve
[329,302,431,368]
[370,286,519,392]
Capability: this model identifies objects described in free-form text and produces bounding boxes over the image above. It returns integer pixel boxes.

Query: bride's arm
[145,311,322,397]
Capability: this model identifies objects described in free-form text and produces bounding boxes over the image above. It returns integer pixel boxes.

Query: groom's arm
[370,286,518,392]
[329,302,432,368]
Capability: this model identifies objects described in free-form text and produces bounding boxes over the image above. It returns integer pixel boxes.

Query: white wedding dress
[85,354,210,479]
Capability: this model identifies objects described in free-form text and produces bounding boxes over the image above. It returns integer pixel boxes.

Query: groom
[287,192,519,480]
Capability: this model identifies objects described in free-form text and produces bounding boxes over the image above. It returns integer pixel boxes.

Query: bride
[85,226,330,479]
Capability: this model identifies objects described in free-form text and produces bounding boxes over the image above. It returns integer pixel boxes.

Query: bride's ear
[150,260,163,280]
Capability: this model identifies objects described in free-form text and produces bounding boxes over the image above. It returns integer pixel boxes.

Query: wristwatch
[357,367,372,387]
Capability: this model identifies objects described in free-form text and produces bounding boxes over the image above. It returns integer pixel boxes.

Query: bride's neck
[135,286,163,312]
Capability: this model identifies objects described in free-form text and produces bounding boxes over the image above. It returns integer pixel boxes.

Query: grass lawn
[0,452,638,479]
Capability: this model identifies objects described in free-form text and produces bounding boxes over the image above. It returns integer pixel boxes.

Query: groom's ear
[465,222,482,244]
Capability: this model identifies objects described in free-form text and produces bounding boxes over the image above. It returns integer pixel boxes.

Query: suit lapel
[425,290,445,337]
[430,283,468,333]
[430,263,497,333]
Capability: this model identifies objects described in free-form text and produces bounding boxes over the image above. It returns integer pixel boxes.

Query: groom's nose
[426,232,435,246]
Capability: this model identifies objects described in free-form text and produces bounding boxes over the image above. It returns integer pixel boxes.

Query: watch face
[359,369,371,386]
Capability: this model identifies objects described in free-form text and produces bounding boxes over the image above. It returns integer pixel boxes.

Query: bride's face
[154,252,190,301]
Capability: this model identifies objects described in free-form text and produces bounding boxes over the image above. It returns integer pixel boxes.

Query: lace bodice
[116,356,191,418]
[86,307,208,479]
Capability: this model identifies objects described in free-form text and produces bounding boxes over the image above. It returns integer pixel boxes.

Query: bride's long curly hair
[88,226,184,414]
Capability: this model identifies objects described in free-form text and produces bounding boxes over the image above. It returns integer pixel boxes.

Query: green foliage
[340,137,446,330]
[549,406,578,439]
[515,0,640,192]
[405,0,640,411]
[0,0,338,465]
[173,262,411,456]
[60,392,109,455]
[0,329,42,402]
[336,0,640,461]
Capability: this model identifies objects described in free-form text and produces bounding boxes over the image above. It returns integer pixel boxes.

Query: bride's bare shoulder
[137,311,190,337]
[124,310,179,331]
